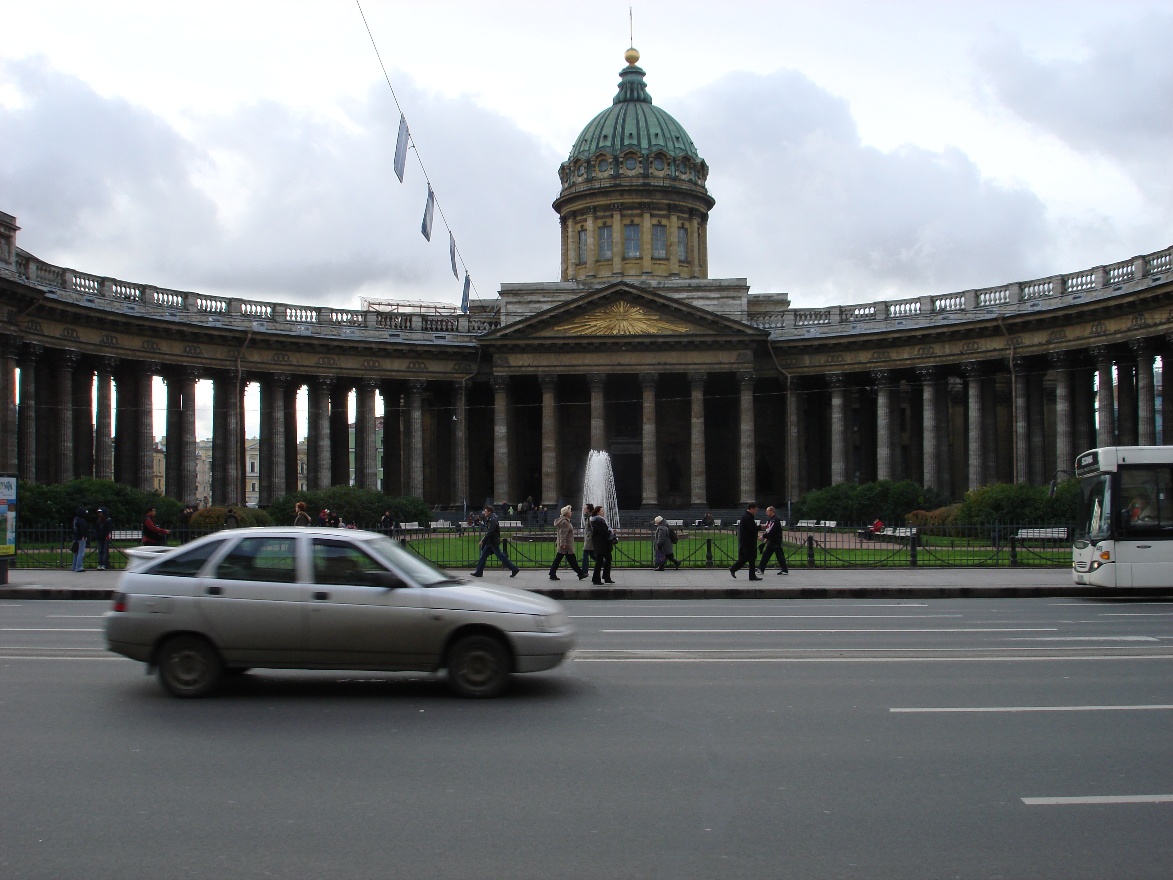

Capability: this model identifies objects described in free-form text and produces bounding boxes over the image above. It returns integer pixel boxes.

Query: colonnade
[1,336,1168,513]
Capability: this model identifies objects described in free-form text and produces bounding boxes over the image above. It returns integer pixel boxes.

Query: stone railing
[8,242,1171,341]
[747,245,1173,335]
[7,255,498,340]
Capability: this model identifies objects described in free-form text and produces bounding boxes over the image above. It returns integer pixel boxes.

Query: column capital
[407,379,427,395]
[687,371,706,387]
[1129,337,1152,357]
[827,373,847,390]
[587,374,607,391]
[639,372,658,389]
[140,361,162,376]
[96,356,120,374]
[1047,351,1071,369]
[1090,344,1115,366]
[270,372,292,386]
[915,365,937,382]
[870,368,892,386]
[20,342,43,363]
[59,351,80,369]
[490,375,509,394]
[962,362,984,380]
[539,374,559,391]
[313,375,334,390]
[358,377,379,392]
[737,372,756,387]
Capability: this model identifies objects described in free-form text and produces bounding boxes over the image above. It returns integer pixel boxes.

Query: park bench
[428,521,455,530]
[110,530,142,542]
[1014,527,1068,542]
[400,522,422,531]
[666,519,684,527]
[499,520,522,529]
[796,520,838,529]
[879,526,916,542]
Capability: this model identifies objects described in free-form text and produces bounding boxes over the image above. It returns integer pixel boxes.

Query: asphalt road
[2,596,1172,879]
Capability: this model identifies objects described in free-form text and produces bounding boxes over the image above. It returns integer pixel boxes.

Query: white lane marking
[47,614,104,618]
[1100,612,1173,617]
[0,656,121,661]
[891,705,1173,713]
[572,655,1173,663]
[1022,795,1173,806]
[1050,602,1173,606]
[599,628,1059,634]
[0,627,103,632]
[574,614,962,619]
[1006,636,1158,642]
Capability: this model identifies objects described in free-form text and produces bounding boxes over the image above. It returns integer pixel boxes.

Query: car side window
[213,537,297,583]
[313,540,388,587]
[146,540,224,577]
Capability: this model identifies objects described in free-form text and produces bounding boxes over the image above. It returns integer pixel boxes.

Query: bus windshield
[1078,474,1111,542]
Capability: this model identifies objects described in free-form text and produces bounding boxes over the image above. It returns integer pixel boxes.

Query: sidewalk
[1,565,1163,600]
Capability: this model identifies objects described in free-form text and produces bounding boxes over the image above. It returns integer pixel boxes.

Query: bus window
[1120,467,1173,531]
[1079,474,1111,541]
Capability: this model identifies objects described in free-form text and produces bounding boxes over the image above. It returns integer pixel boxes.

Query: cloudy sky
[3,0,1172,315]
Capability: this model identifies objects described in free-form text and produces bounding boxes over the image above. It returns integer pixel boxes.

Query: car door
[194,534,309,665]
[305,537,431,669]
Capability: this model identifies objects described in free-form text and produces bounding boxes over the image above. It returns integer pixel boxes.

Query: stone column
[407,380,425,498]
[639,372,658,509]
[918,367,940,491]
[1093,347,1115,447]
[588,374,606,451]
[1116,356,1137,446]
[1028,369,1046,485]
[309,377,332,491]
[829,374,847,485]
[165,372,184,499]
[330,382,351,488]
[56,353,78,483]
[1049,353,1074,477]
[451,380,468,508]
[540,375,559,508]
[0,337,17,474]
[584,210,597,278]
[641,208,652,274]
[355,379,378,490]
[667,210,679,276]
[17,345,39,483]
[688,372,707,508]
[786,376,804,505]
[491,376,510,505]
[873,370,893,482]
[137,363,157,493]
[94,359,114,481]
[282,380,300,495]
[181,369,199,503]
[610,206,623,275]
[1132,340,1155,445]
[1012,358,1029,484]
[72,362,94,479]
[964,363,984,491]
[268,374,289,502]
[213,372,242,504]
[738,372,756,505]
[380,382,402,496]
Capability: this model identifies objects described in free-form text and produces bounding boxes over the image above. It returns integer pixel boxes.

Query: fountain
[581,450,621,532]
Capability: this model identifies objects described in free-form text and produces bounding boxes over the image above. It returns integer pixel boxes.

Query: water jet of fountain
[581,450,620,533]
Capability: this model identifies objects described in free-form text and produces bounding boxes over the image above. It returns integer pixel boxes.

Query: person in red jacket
[142,507,171,546]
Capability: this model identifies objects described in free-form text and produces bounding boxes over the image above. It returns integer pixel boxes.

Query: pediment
[480,283,764,344]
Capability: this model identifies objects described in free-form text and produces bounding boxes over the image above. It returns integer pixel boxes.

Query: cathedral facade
[1,52,1171,516]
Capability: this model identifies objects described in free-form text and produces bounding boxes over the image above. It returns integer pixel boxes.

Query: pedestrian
[581,502,596,572]
[142,507,170,546]
[757,505,788,575]
[328,510,341,528]
[293,501,312,527]
[379,509,397,536]
[95,507,114,570]
[589,505,615,585]
[70,506,89,572]
[178,505,193,543]
[471,505,520,578]
[224,508,239,529]
[652,515,681,571]
[318,508,329,527]
[729,502,761,580]
[549,505,587,581]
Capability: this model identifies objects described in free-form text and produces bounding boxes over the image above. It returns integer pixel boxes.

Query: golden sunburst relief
[549,301,692,336]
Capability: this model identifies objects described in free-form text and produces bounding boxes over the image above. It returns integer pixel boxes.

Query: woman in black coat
[589,506,615,585]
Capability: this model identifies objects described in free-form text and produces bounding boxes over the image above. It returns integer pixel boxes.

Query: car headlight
[532,610,570,632]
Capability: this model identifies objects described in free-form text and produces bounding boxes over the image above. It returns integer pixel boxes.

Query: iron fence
[5,522,1075,571]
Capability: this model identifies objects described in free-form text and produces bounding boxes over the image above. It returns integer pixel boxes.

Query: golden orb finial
[624,47,640,66]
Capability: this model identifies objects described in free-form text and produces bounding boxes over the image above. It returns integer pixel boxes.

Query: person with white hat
[652,515,681,571]
[549,505,588,581]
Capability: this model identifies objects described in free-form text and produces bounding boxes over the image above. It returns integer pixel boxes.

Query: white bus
[1073,446,1173,587]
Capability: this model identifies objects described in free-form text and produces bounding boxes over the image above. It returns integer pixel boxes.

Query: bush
[190,507,272,529]
[267,487,430,528]
[795,480,951,526]
[957,479,1078,526]
[16,479,183,530]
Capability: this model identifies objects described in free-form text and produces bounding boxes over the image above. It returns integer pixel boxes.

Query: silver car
[104,527,575,698]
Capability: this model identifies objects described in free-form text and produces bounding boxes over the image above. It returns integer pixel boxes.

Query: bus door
[1116,466,1173,588]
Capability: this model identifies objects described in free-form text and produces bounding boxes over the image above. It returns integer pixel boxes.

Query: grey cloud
[679,70,1051,304]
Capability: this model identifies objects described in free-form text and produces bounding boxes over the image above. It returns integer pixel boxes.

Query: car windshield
[361,534,461,586]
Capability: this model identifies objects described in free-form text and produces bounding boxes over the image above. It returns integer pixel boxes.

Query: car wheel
[446,634,511,698]
[156,635,223,698]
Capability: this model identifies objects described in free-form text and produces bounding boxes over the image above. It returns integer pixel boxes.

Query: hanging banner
[460,273,471,314]
[449,233,459,279]
[393,114,409,182]
[420,186,435,241]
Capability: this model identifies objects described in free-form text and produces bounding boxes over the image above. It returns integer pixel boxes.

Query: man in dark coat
[729,503,761,580]
[471,505,520,577]
[757,504,788,575]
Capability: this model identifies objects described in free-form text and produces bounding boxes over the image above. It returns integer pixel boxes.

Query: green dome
[567,63,702,162]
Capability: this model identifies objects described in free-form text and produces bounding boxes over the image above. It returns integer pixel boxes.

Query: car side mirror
[369,570,408,590]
